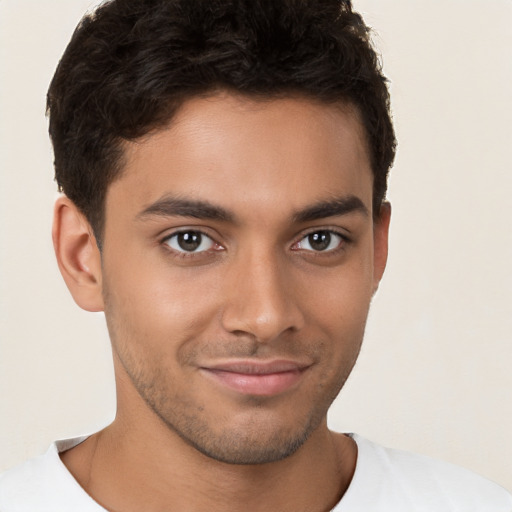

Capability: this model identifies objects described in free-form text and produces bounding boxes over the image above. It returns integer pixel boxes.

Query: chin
[152,399,322,465]
[179,423,315,465]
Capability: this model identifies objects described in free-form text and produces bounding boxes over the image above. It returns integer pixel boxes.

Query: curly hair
[47,0,396,242]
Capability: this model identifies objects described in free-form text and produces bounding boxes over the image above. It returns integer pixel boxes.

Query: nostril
[221,296,305,343]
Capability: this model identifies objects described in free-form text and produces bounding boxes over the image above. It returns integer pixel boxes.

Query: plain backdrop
[1,0,511,492]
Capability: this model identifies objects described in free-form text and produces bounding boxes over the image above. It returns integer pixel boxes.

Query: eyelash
[160,228,351,260]
[161,229,224,260]
[291,228,350,256]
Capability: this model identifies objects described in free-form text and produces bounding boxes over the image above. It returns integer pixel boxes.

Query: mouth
[199,360,311,396]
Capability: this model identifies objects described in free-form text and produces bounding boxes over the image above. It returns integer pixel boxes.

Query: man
[0,0,510,510]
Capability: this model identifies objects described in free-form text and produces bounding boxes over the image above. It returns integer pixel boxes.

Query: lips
[200,360,310,396]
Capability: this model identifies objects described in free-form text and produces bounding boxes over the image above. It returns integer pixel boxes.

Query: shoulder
[0,446,57,511]
[337,434,512,512]
[0,436,101,512]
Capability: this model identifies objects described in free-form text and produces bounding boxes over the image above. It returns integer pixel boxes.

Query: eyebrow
[293,195,369,223]
[137,196,234,222]
[136,194,368,224]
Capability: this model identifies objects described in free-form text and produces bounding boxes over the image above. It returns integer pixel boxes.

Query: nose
[221,248,305,343]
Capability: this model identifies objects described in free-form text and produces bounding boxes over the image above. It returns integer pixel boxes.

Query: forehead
[107,93,373,223]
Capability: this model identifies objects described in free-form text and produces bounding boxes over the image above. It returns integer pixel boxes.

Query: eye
[294,230,345,252]
[164,230,216,253]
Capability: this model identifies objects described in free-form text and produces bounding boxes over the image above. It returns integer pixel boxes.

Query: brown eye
[307,231,331,251]
[296,230,344,252]
[164,231,215,253]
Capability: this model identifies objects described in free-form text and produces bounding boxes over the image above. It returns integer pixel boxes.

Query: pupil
[178,231,201,251]
[309,231,331,251]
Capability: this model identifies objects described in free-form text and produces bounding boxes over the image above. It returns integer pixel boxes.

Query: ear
[52,196,104,312]
[372,201,391,293]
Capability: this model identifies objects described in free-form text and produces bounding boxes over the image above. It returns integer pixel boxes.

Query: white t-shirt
[1,434,511,511]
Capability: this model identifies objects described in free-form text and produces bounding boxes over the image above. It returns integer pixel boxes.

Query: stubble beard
[104,288,365,466]
[150,398,317,465]
[114,343,328,465]
[112,337,360,466]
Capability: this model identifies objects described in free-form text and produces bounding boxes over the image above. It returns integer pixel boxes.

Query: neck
[62,418,356,512]
[61,376,357,512]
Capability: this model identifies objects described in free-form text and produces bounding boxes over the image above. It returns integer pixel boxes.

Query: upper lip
[201,359,311,375]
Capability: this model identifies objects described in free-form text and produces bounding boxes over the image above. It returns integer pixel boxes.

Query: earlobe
[52,196,104,312]
[372,201,391,294]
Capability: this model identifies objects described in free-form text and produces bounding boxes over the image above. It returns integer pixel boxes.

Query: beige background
[1,0,511,491]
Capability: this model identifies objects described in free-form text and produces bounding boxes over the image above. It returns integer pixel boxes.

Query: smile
[199,360,310,396]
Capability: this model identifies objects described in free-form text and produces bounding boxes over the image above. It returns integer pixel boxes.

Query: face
[100,93,388,464]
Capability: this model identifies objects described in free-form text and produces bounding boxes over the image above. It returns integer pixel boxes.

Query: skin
[53,92,390,512]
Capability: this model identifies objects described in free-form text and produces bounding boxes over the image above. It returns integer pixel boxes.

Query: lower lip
[201,368,305,396]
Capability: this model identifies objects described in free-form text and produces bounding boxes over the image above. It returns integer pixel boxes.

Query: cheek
[103,253,223,354]
[301,255,375,332]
